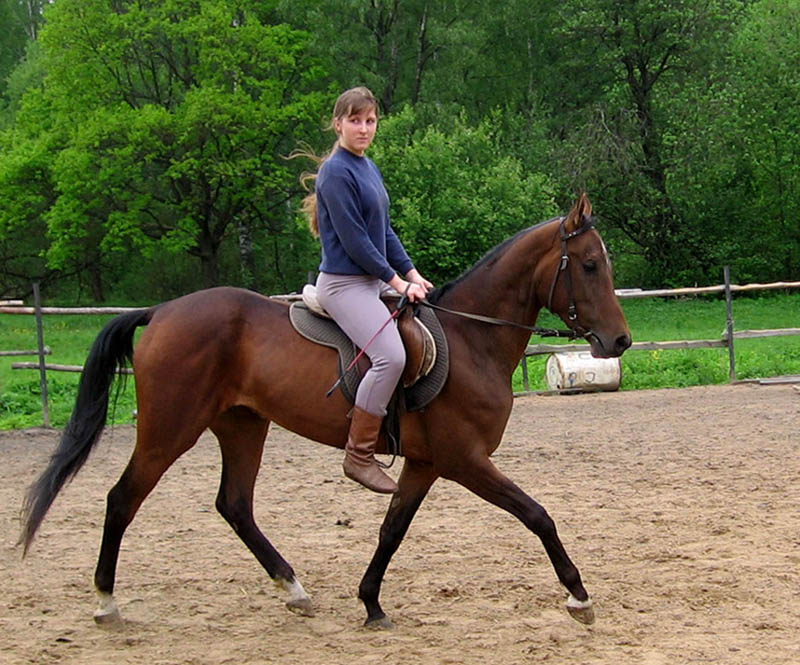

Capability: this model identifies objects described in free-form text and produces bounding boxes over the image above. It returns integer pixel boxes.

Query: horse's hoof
[566,594,595,625]
[286,597,315,617]
[364,614,394,630]
[93,593,123,627]
[93,605,123,627]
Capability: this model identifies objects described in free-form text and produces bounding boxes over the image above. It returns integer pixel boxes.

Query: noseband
[547,216,596,323]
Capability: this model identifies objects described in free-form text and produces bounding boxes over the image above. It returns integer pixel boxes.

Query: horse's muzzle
[586,331,632,358]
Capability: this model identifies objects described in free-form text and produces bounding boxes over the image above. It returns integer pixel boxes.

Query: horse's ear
[564,191,593,233]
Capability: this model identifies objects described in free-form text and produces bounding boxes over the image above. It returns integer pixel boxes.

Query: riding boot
[343,406,398,494]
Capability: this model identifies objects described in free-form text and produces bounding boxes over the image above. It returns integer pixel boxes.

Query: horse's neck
[447,227,549,320]
[439,226,551,368]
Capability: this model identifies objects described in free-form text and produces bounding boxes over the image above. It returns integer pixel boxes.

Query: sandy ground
[1,383,799,665]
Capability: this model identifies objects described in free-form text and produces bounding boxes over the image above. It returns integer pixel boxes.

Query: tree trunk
[237,218,256,289]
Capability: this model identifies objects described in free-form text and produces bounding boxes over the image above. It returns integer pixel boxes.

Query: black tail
[19,308,153,555]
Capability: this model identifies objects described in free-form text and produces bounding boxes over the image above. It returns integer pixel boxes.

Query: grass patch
[0,314,139,430]
[1,292,798,429]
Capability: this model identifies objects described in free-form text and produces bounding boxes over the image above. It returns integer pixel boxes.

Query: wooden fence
[516,268,800,395]
[2,270,800,423]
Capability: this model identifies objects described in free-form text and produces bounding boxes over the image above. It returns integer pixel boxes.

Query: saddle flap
[397,307,436,387]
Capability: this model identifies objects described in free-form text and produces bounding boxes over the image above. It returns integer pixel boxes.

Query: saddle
[289,285,449,413]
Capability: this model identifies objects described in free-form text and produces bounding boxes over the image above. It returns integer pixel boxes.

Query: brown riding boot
[343,407,398,494]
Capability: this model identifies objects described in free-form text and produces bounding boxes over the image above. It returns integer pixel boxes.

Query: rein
[419,215,597,340]
[417,300,581,339]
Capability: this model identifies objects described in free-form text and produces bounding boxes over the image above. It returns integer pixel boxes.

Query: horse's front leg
[359,459,439,628]
[447,455,595,625]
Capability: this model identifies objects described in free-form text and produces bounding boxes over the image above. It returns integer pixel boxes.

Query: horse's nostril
[616,334,632,353]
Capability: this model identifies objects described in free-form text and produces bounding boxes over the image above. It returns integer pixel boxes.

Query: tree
[369,106,558,285]
[551,0,747,286]
[277,0,486,114]
[669,0,800,282]
[7,0,327,294]
[0,1,28,110]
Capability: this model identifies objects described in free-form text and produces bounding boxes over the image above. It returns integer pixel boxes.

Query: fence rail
[2,271,799,423]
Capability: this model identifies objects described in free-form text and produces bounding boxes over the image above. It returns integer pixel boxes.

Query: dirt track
[1,384,799,665]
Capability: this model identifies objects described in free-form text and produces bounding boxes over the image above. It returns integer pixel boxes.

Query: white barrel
[545,351,621,392]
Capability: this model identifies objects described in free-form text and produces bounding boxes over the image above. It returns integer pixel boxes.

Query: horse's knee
[215,494,251,531]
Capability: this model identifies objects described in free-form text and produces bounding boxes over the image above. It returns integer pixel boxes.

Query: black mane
[426,217,560,305]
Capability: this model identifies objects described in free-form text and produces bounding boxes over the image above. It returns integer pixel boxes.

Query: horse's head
[540,193,631,358]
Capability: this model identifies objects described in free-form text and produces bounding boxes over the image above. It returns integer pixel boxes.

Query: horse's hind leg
[211,407,313,617]
[94,422,205,625]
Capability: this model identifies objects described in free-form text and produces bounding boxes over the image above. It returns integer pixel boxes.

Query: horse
[20,192,631,629]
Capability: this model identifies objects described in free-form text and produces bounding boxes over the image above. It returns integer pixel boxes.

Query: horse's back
[133,287,290,399]
[132,287,349,441]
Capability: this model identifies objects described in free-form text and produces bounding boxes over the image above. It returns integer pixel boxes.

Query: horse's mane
[426,217,560,305]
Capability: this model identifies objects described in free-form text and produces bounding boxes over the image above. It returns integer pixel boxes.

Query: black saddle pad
[288,302,449,412]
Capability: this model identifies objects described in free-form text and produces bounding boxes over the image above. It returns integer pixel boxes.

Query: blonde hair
[295,87,380,237]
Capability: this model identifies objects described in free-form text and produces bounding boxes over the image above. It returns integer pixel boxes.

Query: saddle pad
[288,302,449,412]
[289,302,361,404]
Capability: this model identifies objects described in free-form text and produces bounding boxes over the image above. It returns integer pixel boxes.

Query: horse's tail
[19,307,154,555]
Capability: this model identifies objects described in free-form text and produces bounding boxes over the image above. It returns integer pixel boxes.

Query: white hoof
[566,594,595,625]
[277,578,313,617]
[93,592,122,626]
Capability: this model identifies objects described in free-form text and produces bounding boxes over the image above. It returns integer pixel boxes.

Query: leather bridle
[546,215,596,324]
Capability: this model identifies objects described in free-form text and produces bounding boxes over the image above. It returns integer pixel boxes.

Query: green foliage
[0,0,799,302]
[371,107,558,284]
[1,0,329,298]
[669,0,800,284]
[549,1,750,287]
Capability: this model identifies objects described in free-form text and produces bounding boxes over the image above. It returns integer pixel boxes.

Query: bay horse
[20,192,631,628]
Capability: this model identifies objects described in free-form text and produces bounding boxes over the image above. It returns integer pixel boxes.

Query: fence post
[723,266,736,383]
[33,282,51,427]
[520,356,530,393]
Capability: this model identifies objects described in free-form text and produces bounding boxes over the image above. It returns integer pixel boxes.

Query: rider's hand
[388,274,428,302]
[405,282,427,303]
[406,269,434,294]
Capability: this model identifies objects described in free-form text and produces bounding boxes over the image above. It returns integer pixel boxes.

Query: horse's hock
[545,351,622,392]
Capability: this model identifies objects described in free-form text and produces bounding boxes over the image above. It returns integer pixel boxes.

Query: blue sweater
[316,148,413,283]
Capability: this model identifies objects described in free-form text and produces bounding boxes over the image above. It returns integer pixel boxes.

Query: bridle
[546,215,596,324]
[419,216,597,340]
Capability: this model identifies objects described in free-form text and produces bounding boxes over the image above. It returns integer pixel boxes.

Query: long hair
[294,87,379,237]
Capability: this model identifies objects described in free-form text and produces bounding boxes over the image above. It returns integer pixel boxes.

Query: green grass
[0,314,139,430]
[1,293,798,429]
[513,291,800,393]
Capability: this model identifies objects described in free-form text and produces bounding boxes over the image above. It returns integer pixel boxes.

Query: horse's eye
[583,260,597,273]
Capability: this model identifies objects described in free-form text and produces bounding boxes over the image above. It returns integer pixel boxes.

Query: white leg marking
[277,578,315,617]
[566,594,593,610]
[93,591,122,625]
